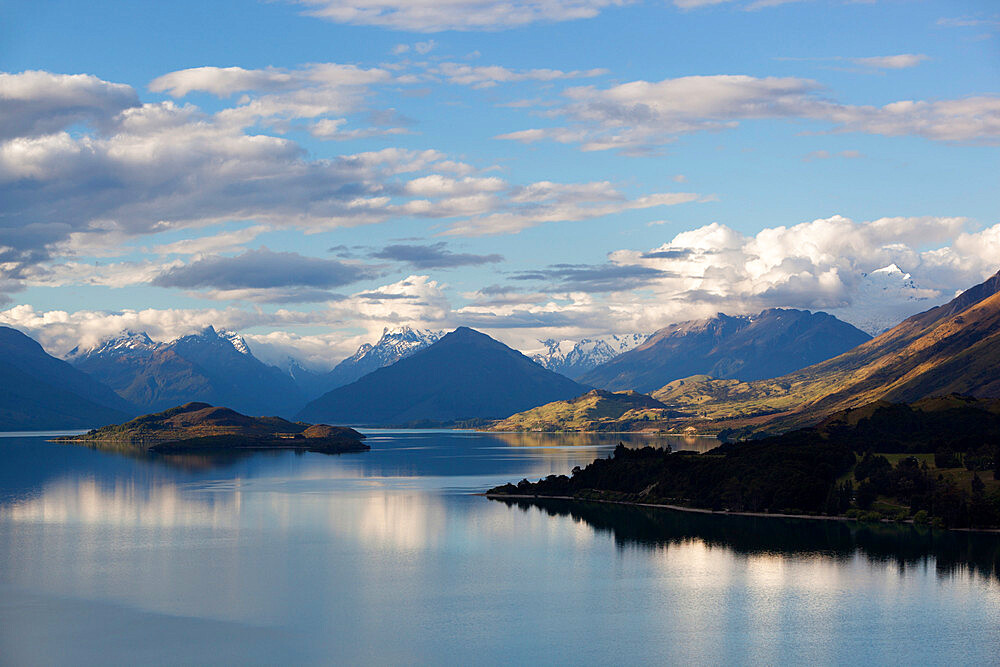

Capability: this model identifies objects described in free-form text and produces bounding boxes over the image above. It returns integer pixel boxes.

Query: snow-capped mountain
[218,329,251,355]
[68,330,160,361]
[69,325,303,416]
[530,333,649,379]
[579,309,871,393]
[318,326,445,395]
[828,264,944,335]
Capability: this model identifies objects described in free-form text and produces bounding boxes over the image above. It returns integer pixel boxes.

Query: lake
[1,430,998,665]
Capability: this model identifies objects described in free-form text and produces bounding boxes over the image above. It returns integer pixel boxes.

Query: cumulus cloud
[0,273,455,360]
[371,242,503,268]
[289,0,631,32]
[459,215,1000,341]
[604,215,1000,328]
[498,74,1000,152]
[1,69,690,279]
[4,216,998,361]
[0,70,139,140]
[0,303,332,357]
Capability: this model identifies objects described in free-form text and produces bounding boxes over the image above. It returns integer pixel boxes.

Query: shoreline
[482,493,1000,534]
[479,429,722,437]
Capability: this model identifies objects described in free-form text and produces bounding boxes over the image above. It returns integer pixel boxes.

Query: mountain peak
[299,327,589,425]
[580,308,871,393]
[217,329,251,355]
[531,332,648,379]
[872,263,906,277]
[71,330,159,360]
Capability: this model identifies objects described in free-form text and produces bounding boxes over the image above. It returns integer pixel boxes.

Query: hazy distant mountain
[530,333,648,379]
[828,264,943,335]
[313,326,444,396]
[70,326,303,417]
[0,326,134,429]
[579,309,871,393]
[298,327,590,426]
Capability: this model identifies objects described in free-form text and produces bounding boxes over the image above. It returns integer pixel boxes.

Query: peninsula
[488,396,1000,530]
[55,402,369,454]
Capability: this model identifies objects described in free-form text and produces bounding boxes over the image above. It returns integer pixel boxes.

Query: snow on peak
[871,263,906,278]
[828,266,944,335]
[345,326,445,366]
[218,329,251,355]
[530,333,648,377]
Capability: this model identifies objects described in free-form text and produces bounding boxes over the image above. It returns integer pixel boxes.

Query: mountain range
[69,326,304,417]
[530,333,648,379]
[491,269,1000,434]
[2,269,997,433]
[578,308,872,393]
[0,326,134,430]
[298,327,590,426]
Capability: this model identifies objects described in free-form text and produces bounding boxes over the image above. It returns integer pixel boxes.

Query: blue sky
[1,0,998,366]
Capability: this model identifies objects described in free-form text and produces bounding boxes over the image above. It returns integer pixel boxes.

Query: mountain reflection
[492,497,1000,582]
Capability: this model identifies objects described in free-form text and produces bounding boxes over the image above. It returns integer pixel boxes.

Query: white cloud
[452,215,1000,340]
[151,225,271,255]
[441,183,706,236]
[430,62,608,89]
[414,40,437,54]
[20,259,184,288]
[0,303,331,357]
[803,149,863,161]
[672,0,734,8]
[289,0,632,32]
[150,63,391,98]
[0,274,453,360]
[4,70,691,277]
[0,70,139,140]
[852,54,929,69]
[499,74,1000,152]
[606,215,998,324]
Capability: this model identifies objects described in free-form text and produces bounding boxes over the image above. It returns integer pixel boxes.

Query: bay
[0,430,998,665]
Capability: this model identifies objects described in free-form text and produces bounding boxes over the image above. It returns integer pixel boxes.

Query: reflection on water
[486,430,718,452]
[492,497,1000,583]
[1,430,999,664]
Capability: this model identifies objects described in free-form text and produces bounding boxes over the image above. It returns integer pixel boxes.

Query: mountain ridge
[579,308,871,393]
[298,327,591,426]
[663,269,1000,436]
[0,326,135,430]
[530,333,648,379]
[70,325,304,417]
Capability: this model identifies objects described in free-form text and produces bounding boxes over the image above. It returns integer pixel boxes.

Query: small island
[54,402,369,454]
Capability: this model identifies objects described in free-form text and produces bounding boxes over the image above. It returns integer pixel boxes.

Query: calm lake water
[1,430,998,665]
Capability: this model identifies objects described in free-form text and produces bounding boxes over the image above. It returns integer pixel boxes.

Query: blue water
[0,431,998,665]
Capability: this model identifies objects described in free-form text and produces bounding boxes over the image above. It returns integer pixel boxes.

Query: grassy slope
[652,281,1000,434]
[489,389,675,432]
